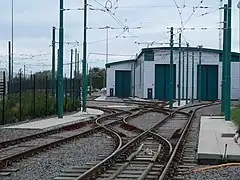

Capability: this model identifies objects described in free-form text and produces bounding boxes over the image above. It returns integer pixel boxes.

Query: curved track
[158,102,220,180]
[65,101,218,180]
[0,106,143,169]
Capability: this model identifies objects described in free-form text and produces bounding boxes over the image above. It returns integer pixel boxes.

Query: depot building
[106,47,240,101]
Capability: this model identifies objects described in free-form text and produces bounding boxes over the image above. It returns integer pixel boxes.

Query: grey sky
[0,0,239,75]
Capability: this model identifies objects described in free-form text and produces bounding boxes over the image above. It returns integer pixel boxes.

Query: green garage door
[115,70,131,98]
[197,65,218,101]
[155,64,176,100]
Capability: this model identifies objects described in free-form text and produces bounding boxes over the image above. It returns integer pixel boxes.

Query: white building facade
[106,47,240,100]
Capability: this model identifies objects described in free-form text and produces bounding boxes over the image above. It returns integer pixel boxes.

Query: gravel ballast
[0,129,42,142]
[128,112,167,130]
[1,133,113,180]
[181,103,239,180]
[186,166,240,180]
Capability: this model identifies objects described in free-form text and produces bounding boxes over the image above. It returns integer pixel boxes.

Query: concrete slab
[165,100,187,108]
[95,95,107,101]
[3,108,103,130]
[197,116,240,164]
[128,97,148,101]
[106,105,136,108]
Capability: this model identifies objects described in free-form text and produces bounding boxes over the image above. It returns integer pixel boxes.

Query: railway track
[165,103,221,180]
[158,102,220,180]
[52,103,169,179]
[0,106,144,170]
[0,99,163,172]
[0,99,166,178]
[58,101,217,180]
[87,99,168,109]
[1,99,217,180]
[53,107,172,179]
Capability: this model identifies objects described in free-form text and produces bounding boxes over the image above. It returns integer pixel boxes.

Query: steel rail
[73,101,210,179]
[0,107,143,168]
[75,104,180,179]
[0,106,125,149]
[158,102,220,180]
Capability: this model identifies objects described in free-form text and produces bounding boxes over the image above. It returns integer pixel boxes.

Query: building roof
[106,59,136,68]
[137,46,240,59]
[105,47,240,67]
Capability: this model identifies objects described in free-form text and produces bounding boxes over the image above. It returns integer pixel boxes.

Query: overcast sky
[0,0,240,76]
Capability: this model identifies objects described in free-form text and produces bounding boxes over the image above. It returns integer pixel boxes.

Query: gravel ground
[1,133,113,180]
[196,103,221,116]
[182,103,239,180]
[87,101,140,113]
[0,129,43,142]
[0,110,91,142]
[186,166,240,180]
[128,112,167,130]
[0,121,94,142]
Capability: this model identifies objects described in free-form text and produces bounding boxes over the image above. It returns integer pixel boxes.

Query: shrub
[232,107,240,127]
[0,91,81,125]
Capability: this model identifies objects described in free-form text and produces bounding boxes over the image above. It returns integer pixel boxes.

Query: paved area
[197,116,240,163]
[129,97,148,101]
[3,108,103,130]
[106,105,137,108]
[165,100,187,108]
[95,95,107,101]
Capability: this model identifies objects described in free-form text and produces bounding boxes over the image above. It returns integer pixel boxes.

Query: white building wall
[231,62,240,99]
[106,62,132,96]
[106,49,240,100]
[143,61,155,98]
[131,63,135,97]
[144,50,223,100]
[135,55,144,98]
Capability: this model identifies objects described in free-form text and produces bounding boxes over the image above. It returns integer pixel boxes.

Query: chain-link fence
[0,71,83,125]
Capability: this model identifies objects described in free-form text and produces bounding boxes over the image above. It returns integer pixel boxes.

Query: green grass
[0,92,81,125]
[231,107,240,127]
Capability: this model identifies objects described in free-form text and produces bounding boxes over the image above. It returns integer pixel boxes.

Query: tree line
[9,67,106,92]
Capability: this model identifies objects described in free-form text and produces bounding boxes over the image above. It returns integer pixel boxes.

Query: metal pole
[33,74,36,118]
[86,63,89,97]
[225,0,232,121]
[23,64,25,92]
[52,26,56,97]
[77,53,80,76]
[19,72,22,121]
[182,51,185,100]
[178,34,181,106]
[186,43,189,104]
[56,49,59,113]
[11,0,14,79]
[2,71,6,124]
[8,41,11,93]
[45,75,48,116]
[169,27,174,109]
[77,53,80,100]
[82,0,87,112]
[75,48,77,72]
[23,65,25,79]
[89,67,92,96]
[64,73,67,112]
[104,27,109,88]
[70,49,73,98]
[57,0,64,118]
[198,45,202,102]
[192,52,194,104]
[221,4,227,113]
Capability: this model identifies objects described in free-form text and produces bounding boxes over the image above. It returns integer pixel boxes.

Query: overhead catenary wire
[171,0,205,41]
[4,1,225,74]
[93,0,149,44]
[114,5,212,9]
